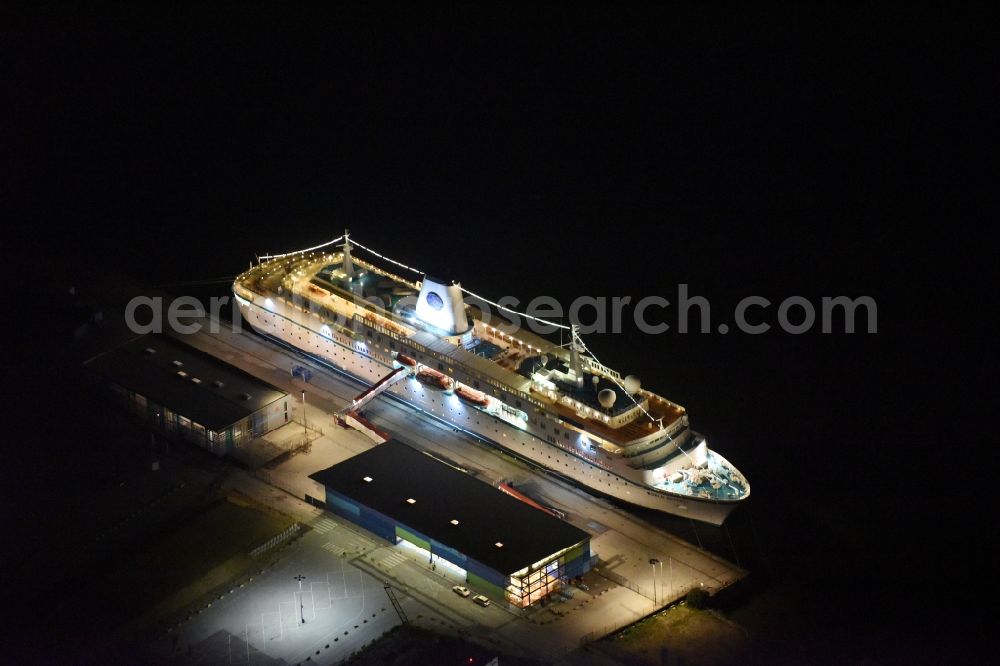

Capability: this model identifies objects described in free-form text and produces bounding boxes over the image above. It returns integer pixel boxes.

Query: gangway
[335,365,409,442]
[340,410,392,443]
[338,366,408,415]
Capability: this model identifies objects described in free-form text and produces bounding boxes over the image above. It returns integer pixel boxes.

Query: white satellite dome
[539,354,549,367]
[591,375,600,385]
[623,375,642,394]
[598,388,617,409]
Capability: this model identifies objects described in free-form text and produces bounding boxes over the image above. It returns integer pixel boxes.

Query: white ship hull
[235,292,741,525]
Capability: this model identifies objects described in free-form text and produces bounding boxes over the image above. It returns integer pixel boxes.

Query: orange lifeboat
[395,353,417,367]
[417,368,451,391]
[456,384,489,407]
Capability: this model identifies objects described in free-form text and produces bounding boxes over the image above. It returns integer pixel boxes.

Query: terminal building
[86,334,289,455]
[309,440,593,607]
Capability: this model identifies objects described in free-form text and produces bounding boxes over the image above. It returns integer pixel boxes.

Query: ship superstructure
[233,232,749,524]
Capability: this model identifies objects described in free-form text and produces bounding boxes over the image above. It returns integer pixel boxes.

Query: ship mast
[570,324,584,387]
[343,228,355,278]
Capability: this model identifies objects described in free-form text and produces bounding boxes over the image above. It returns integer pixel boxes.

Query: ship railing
[352,313,406,343]
[396,332,541,410]
[639,389,684,413]
[727,468,748,490]
[255,290,362,343]
[350,256,421,291]
[582,358,622,381]
[621,429,682,459]
[268,286,364,339]
[300,271,411,330]
[234,282,264,301]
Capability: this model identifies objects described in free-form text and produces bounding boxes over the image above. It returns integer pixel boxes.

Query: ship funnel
[415,276,470,336]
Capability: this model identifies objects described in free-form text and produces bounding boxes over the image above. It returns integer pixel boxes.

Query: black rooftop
[86,334,287,430]
[309,440,589,575]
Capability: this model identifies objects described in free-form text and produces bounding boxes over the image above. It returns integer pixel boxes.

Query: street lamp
[649,558,660,604]
[294,574,307,623]
[301,390,307,436]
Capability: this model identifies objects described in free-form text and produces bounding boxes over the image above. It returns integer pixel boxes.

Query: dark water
[7,4,990,661]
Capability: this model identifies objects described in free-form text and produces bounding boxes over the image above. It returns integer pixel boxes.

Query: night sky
[5,4,994,661]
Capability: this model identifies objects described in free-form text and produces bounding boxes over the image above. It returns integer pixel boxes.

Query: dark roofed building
[86,334,289,454]
[309,440,592,607]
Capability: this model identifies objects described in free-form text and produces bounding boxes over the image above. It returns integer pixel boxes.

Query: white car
[452,585,470,597]
[472,594,490,607]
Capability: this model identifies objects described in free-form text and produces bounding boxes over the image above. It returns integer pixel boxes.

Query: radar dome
[591,375,600,385]
[539,354,549,367]
[624,375,642,394]
[598,388,617,409]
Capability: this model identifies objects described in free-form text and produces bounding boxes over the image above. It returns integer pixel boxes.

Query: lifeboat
[395,353,417,367]
[417,368,452,391]
[455,384,489,407]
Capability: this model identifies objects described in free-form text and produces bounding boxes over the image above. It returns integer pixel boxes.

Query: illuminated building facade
[309,440,592,607]
[86,334,289,454]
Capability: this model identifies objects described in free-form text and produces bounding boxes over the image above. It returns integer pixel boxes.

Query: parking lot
[157,530,408,665]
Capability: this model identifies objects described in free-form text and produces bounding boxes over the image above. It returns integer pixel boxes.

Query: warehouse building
[309,440,592,607]
[86,334,289,454]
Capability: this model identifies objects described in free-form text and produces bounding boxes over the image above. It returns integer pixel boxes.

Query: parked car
[472,594,491,607]
[452,585,470,597]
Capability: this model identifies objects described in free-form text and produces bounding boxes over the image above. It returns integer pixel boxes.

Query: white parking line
[302,588,316,622]
[312,580,331,610]
[226,567,376,663]
[312,517,338,534]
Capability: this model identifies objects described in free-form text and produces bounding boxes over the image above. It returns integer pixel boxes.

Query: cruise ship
[233,232,749,525]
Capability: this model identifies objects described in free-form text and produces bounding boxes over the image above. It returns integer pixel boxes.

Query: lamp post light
[648,558,660,604]
[294,574,306,623]
[649,558,665,605]
[301,390,307,436]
